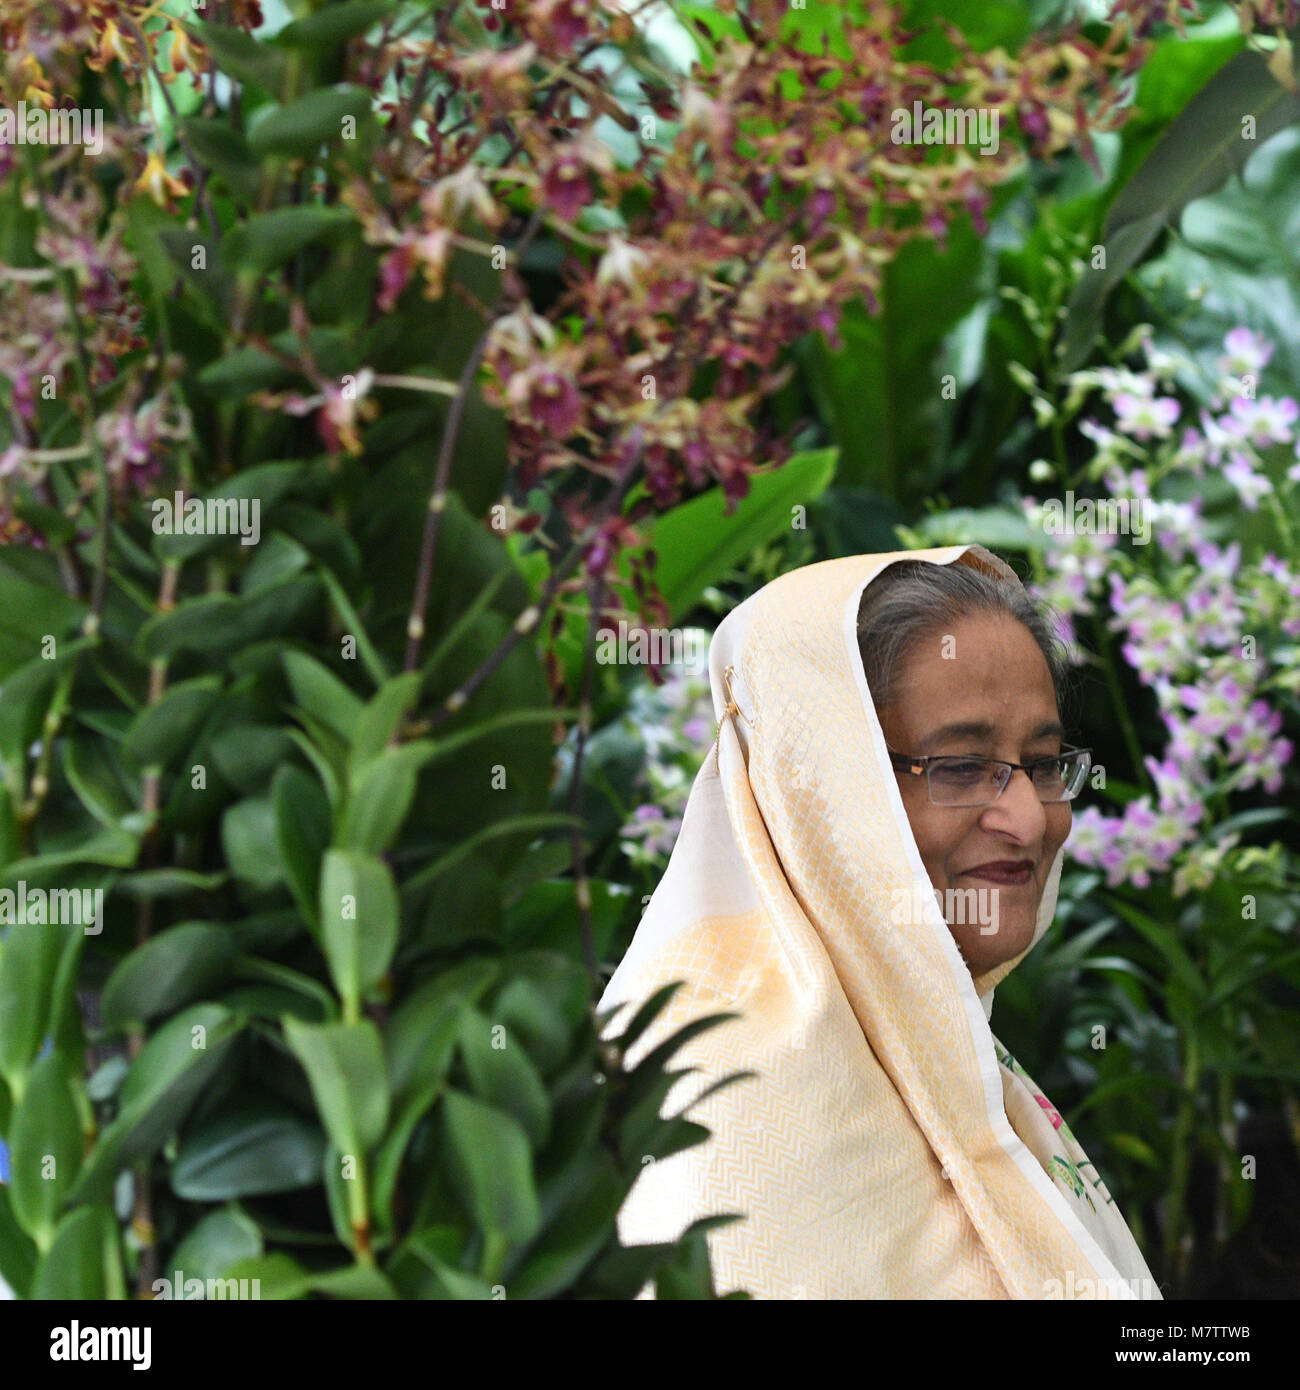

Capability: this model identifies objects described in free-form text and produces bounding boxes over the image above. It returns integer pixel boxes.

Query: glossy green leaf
[222,797,284,894]
[318,849,399,1016]
[172,1101,326,1199]
[349,673,423,769]
[0,1186,38,1299]
[284,650,364,741]
[123,676,222,770]
[0,919,70,1097]
[277,2,396,48]
[336,742,436,853]
[182,21,287,93]
[441,1088,541,1245]
[32,1205,123,1299]
[168,1206,264,1287]
[458,1007,551,1149]
[177,116,263,200]
[151,462,305,562]
[8,1052,82,1250]
[606,448,837,631]
[246,87,373,160]
[69,1004,244,1205]
[282,1017,389,1155]
[272,763,331,928]
[101,923,236,1030]
[1063,47,1300,368]
[510,1150,625,1299]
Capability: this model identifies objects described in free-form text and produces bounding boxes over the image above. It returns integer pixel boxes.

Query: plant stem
[569,576,606,981]
[1092,612,1150,790]
[347,1151,376,1267]
[402,206,548,672]
[1163,1029,1200,1290]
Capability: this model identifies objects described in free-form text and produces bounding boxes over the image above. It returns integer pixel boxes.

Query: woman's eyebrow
[914,718,1065,752]
[914,720,996,752]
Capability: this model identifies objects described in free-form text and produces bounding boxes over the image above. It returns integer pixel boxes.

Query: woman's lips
[961,864,1034,886]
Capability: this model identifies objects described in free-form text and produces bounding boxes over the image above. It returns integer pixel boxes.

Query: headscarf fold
[598,546,1161,1299]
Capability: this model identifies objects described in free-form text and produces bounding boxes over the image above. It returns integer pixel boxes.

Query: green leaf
[172,1101,326,1199]
[491,977,573,1078]
[272,763,331,928]
[0,562,86,669]
[196,345,296,396]
[220,1252,310,1299]
[349,673,423,768]
[153,226,237,325]
[796,219,982,501]
[318,849,399,1016]
[316,567,389,686]
[1063,46,1300,369]
[402,813,582,899]
[1104,894,1207,1003]
[299,1263,398,1298]
[0,919,70,1097]
[8,1052,82,1251]
[0,1185,38,1299]
[397,1233,495,1299]
[209,724,295,793]
[11,500,75,546]
[1108,1133,1161,1169]
[370,1074,447,1238]
[225,205,358,274]
[222,797,284,894]
[151,462,305,561]
[137,577,323,658]
[509,1150,625,1299]
[336,742,436,853]
[32,1206,121,1299]
[601,979,684,1051]
[458,1007,551,1149]
[282,1017,390,1154]
[114,868,228,900]
[101,923,236,1030]
[169,1206,264,1284]
[183,21,287,93]
[384,973,481,1099]
[221,1252,397,1299]
[69,1005,245,1205]
[177,116,263,200]
[618,447,837,624]
[62,737,138,830]
[276,1,396,48]
[246,86,373,160]
[441,1089,541,1245]
[123,675,222,768]
[284,650,364,741]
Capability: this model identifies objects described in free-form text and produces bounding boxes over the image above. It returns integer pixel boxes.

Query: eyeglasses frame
[886,742,1093,805]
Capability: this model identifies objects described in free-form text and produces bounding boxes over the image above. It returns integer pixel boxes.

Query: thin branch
[402,204,549,672]
[427,430,645,725]
[570,574,606,980]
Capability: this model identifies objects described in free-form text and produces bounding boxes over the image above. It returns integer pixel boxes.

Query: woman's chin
[952,912,1038,974]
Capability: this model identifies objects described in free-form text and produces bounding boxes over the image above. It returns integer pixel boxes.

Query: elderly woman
[597,545,1161,1300]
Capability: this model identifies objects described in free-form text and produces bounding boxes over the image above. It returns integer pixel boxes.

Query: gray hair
[855,558,1071,714]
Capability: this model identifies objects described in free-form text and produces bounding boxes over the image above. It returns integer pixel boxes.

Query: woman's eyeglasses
[887,745,1092,806]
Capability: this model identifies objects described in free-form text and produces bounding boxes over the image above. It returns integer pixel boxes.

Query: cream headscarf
[598,545,1162,1300]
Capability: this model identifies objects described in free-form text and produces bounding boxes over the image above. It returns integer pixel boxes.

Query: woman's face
[877,612,1071,977]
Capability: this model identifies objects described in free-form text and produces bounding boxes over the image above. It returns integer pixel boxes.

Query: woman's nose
[981,766,1047,837]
